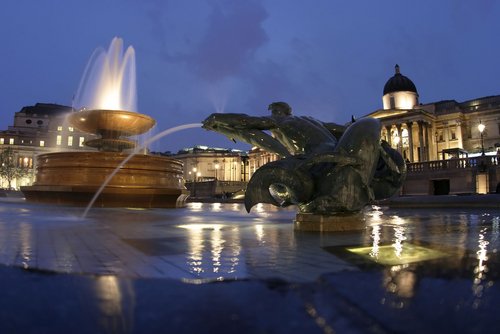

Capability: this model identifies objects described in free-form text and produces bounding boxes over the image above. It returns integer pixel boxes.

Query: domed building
[366,64,500,195]
[382,64,419,110]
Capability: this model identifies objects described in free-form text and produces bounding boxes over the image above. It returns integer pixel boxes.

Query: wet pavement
[0,197,499,333]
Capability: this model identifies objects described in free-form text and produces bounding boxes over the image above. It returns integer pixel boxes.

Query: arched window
[401,128,409,147]
[391,129,400,149]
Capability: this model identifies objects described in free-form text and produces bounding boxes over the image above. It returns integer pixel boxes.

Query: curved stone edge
[21,185,189,208]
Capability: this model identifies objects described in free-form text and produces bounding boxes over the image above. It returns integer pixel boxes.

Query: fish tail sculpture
[244,158,313,212]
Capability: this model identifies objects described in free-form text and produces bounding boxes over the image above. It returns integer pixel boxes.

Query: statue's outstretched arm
[202,113,276,130]
[202,113,291,157]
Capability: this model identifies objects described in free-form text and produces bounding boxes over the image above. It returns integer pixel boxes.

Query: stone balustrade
[404,155,500,195]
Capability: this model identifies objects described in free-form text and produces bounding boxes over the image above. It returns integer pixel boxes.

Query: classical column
[417,121,425,162]
[424,122,430,161]
[455,121,463,149]
[396,123,402,154]
[406,121,414,161]
[384,125,392,146]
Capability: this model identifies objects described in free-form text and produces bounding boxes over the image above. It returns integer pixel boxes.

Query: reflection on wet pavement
[0,199,499,285]
[1,198,500,333]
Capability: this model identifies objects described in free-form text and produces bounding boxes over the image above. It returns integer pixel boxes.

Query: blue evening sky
[1,0,499,152]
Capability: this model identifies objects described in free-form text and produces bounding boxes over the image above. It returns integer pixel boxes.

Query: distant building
[367,65,500,194]
[247,147,280,177]
[170,146,251,198]
[0,103,97,189]
[172,145,248,182]
[367,64,500,161]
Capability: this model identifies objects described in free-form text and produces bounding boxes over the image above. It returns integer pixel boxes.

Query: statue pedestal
[294,212,366,232]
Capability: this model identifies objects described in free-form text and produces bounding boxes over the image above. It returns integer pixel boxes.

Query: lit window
[68,136,73,146]
[68,127,74,132]
[40,140,45,147]
[402,129,409,146]
[0,138,4,145]
[57,126,63,131]
[390,96,395,109]
[9,138,14,145]
[79,137,85,147]
[56,135,62,146]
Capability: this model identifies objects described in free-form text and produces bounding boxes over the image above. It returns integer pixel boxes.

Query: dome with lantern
[382,64,419,110]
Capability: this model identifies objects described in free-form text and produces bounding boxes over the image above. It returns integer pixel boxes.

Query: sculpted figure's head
[269,102,292,116]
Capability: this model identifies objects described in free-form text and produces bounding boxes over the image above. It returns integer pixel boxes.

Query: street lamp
[478,121,485,156]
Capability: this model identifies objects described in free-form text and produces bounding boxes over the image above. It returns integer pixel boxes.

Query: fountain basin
[21,152,189,208]
[67,109,156,137]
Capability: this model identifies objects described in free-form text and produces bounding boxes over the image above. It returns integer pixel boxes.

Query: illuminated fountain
[22,37,189,208]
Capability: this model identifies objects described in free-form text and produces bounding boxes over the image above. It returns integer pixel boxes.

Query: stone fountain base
[21,152,189,208]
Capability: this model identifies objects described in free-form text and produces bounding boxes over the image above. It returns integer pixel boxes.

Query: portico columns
[406,121,414,161]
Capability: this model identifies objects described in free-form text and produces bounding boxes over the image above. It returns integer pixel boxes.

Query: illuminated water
[73,37,137,112]
[1,198,499,332]
[1,198,498,287]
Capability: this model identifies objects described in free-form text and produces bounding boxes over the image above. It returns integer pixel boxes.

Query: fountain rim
[67,109,156,136]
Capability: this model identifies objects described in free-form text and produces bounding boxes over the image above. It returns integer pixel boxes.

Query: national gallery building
[369,65,499,162]
[1,65,499,194]
[367,65,500,195]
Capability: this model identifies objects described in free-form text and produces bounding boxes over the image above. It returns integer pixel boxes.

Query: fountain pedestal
[22,109,189,208]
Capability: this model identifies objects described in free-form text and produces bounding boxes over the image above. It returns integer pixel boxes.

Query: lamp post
[478,121,486,156]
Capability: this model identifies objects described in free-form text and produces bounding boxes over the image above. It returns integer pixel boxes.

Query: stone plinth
[294,212,367,232]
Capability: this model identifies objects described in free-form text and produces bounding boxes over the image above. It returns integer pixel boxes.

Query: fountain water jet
[73,37,137,112]
[22,37,191,208]
[82,123,201,218]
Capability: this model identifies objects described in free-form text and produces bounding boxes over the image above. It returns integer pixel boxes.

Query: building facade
[173,146,248,182]
[368,65,500,162]
[367,65,500,194]
[0,103,97,189]
[170,146,251,198]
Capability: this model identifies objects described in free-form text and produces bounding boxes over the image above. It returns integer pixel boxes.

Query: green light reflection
[346,244,449,266]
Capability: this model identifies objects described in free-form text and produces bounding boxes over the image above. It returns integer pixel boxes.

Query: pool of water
[1,197,500,333]
[0,198,498,287]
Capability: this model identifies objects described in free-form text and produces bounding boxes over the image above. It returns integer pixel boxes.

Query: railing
[408,155,499,173]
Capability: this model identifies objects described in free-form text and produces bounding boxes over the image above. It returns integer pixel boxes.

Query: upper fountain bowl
[68,109,156,137]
